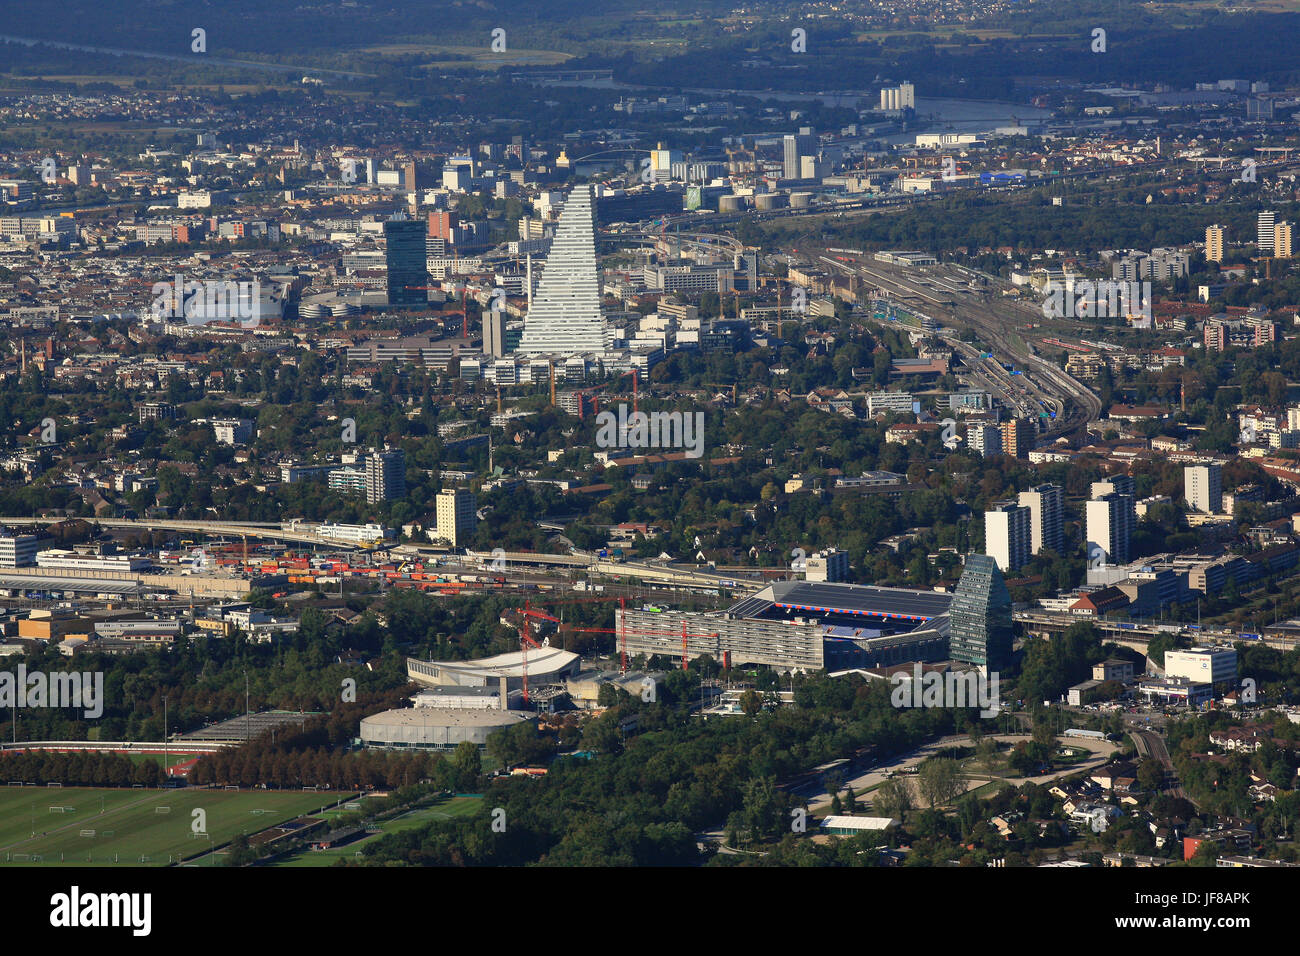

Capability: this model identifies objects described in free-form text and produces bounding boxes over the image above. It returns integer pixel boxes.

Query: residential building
[984,503,1032,574]
[1018,484,1064,556]
[1087,493,1134,565]
[434,488,477,547]
[1205,224,1225,263]
[1258,210,1276,254]
[805,548,850,582]
[212,419,253,445]
[1276,221,1293,259]
[1001,418,1034,459]
[365,448,406,503]
[1185,463,1223,514]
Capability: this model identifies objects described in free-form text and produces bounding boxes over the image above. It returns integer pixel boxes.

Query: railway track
[811,248,1101,440]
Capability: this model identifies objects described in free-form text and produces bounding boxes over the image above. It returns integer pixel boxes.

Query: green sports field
[270,796,483,867]
[0,786,354,866]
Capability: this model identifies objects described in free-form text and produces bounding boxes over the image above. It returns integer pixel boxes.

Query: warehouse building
[359,707,532,750]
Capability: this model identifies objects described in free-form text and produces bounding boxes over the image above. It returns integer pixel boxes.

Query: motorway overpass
[452,548,764,590]
[0,517,377,548]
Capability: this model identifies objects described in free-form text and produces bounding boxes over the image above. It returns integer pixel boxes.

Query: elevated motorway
[452,548,764,590]
[1014,610,1290,652]
[0,517,373,548]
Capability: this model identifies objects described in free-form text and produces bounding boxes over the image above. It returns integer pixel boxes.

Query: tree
[917,758,964,809]
[742,776,783,841]
[874,777,914,820]
[1137,758,1165,794]
[449,741,481,791]
[739,689,763,717]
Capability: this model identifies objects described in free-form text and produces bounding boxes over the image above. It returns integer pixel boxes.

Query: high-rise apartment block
[1205,224,1225,263]
[1086,493,1134,566]
[365,448,406,503]
[1001,418,1034,459]
[1185,463,1222,514]
[434,488,478,548]
[1259,210,1276,253]
[984,503,1032,574]
[1018,484,1064,556]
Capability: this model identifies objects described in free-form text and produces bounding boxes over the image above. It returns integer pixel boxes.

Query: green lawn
[0,787,352,866]
[270,796,482,868]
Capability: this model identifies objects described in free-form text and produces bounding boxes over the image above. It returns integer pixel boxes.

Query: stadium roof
[413,647,579,680]
[729,581,952,624]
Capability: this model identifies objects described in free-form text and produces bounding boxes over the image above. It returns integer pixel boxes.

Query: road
[797,732,1119,814]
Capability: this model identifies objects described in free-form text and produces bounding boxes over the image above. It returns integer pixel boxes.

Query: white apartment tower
[1259,210,1277,254]
[517,184,609,354]
[1018,483,1064,556]
[1086,493,1133,566]
[1185,463,1222,514]
[985,503,1032,574]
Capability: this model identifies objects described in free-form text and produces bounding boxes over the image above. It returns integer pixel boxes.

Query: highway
[0,516,766,593]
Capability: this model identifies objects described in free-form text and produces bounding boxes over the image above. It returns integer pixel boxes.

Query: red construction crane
[513,598,718,674]
[513,599,547,705]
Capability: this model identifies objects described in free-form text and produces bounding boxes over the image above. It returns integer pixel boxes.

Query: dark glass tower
[383,216,428,308]
[949,554,1013,671]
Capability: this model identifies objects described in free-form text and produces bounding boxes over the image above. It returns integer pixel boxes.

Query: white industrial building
[1164,647,1237,686]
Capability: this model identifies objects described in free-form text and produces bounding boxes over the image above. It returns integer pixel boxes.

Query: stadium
[615,581,953,672]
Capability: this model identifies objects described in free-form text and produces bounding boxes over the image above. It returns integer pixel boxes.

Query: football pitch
[0,787,355,866]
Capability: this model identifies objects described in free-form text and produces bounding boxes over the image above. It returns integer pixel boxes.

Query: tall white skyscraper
[1185,464,1222,514]
[1259,210,1277,253]
[1018,484,1064,556]
[1087,493,1133,566]
[984,503,1031,574]
[518,184,608,355]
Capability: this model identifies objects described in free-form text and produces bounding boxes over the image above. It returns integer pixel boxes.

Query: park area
[270,795,483,867]
[0,786,353,866]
